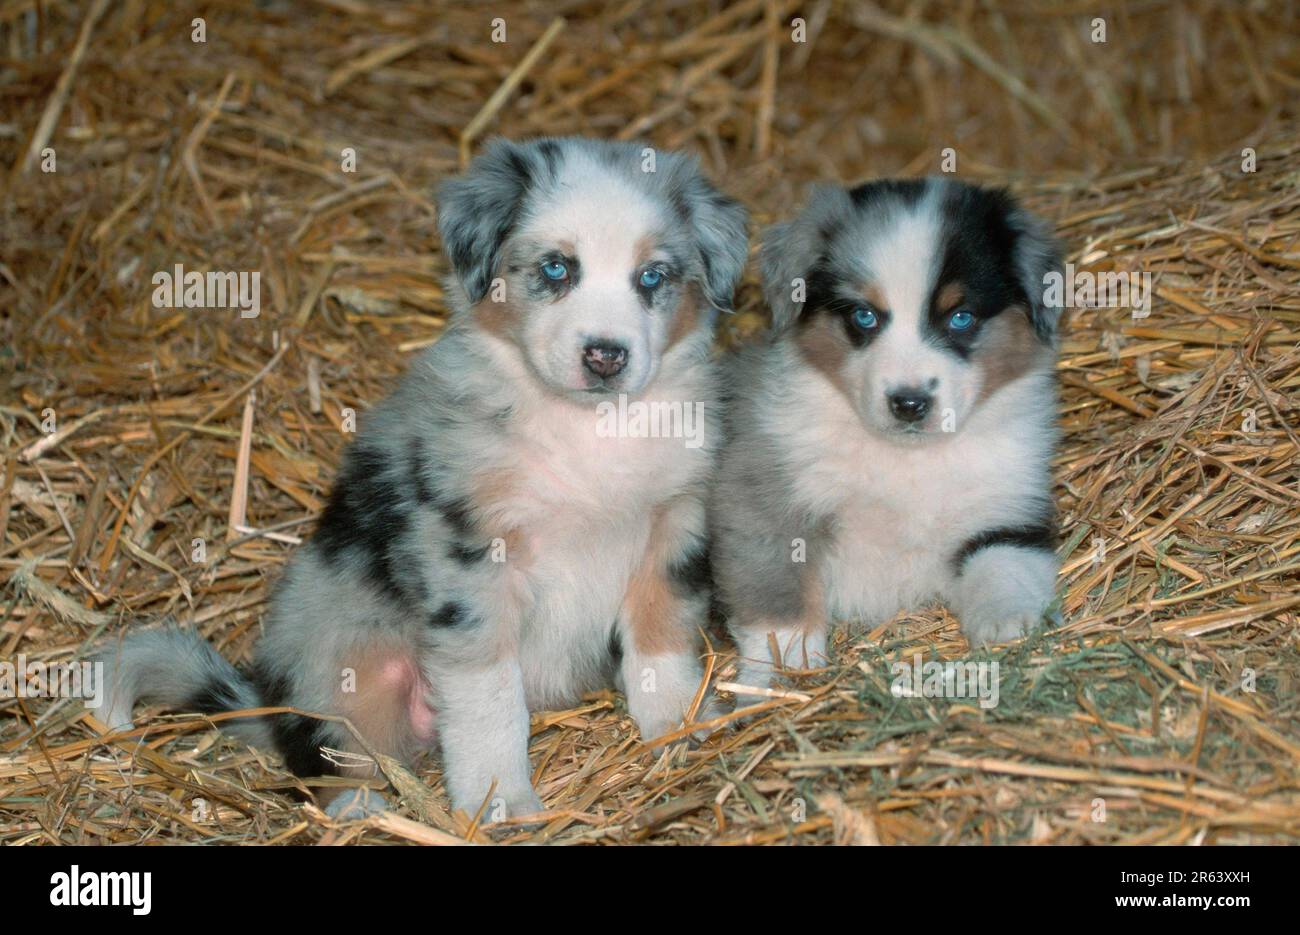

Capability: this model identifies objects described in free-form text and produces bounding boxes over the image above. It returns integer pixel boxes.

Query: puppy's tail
[91,627,272,748]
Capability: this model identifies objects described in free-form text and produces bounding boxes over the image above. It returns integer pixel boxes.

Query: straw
[1,0,1297,845]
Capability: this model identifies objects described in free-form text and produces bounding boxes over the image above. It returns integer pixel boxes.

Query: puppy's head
[763,178,1062,440]
[437,137,747,398]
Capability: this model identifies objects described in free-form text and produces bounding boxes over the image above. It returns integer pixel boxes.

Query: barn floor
[1,1,1298,844]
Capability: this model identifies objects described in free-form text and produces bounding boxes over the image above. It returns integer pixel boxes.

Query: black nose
[582,341,629,379]
[888,390,932,423]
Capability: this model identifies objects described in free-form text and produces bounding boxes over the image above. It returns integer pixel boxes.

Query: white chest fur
[486,382,714,706]
[768,367,1054,626]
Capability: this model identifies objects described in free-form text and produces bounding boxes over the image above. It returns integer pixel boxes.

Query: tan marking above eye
[633,234,661,268]
[936,282,965,313]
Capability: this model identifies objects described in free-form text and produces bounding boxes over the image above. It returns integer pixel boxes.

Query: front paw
[624,652,714,749]
[687,694,728,741]
[485,789,544,823]
[636,692,727,746]
[632,710,683,751]
[453,785,544,823]
[729,659,780,705]
[960,602,1049,647]
[953,547,1058,647]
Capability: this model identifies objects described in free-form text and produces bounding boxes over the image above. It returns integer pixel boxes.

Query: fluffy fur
[95,137,747,819]
[711,178,1064,698]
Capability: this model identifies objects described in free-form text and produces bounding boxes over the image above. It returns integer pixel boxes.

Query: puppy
[95,137,747,818]
[711,178,1063,697]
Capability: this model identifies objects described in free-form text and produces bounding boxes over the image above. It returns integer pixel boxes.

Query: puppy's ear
[760,185,853,333]
[666,156,749,312]
[1007,201,1065,345]
[436,138,538,305]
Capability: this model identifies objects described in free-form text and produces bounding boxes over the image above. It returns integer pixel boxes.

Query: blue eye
[948,309,975,331]
[851,307,878,330]
[639,268,663,289]
[541,260,568,281]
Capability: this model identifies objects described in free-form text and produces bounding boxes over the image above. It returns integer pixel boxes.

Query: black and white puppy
[711,179,1063,696]
[95,137,747,818]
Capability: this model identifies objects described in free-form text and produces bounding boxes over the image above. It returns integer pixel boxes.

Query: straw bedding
[1,1,1297,844]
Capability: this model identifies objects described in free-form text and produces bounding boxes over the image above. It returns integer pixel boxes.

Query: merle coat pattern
[95,137,748,818]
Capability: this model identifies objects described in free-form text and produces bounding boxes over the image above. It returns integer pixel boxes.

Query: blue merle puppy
[95,137,748,819]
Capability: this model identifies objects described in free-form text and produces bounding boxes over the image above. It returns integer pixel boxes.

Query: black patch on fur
[926,186,1033,360]
[609,627,624,667]
[430,492,490,565]
[670,541,711,596]
[274,713,329,779]
[348,439,486,566]
[698,250,729,312]
[450,541,490,564]
[407,437,437,506]
[252,663,332,779]
[502,146,534,196]
[848,178,929,212]
[438,496,474,537]
[953,523,1057,573]
[536,138,563,182]
[186,677,244,717]
[429,601,471,629]
[314,444,417,606]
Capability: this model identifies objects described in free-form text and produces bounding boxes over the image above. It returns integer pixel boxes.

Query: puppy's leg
[729,560,829,705]
[617,496,713,746]
[949,540,1058,647]
[435,660,538,819]
[722,539,829,700]
[712,480,831,704]
[427,617,539,820]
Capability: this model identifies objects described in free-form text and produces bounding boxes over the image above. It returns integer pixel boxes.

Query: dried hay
[1,1,1298,845]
